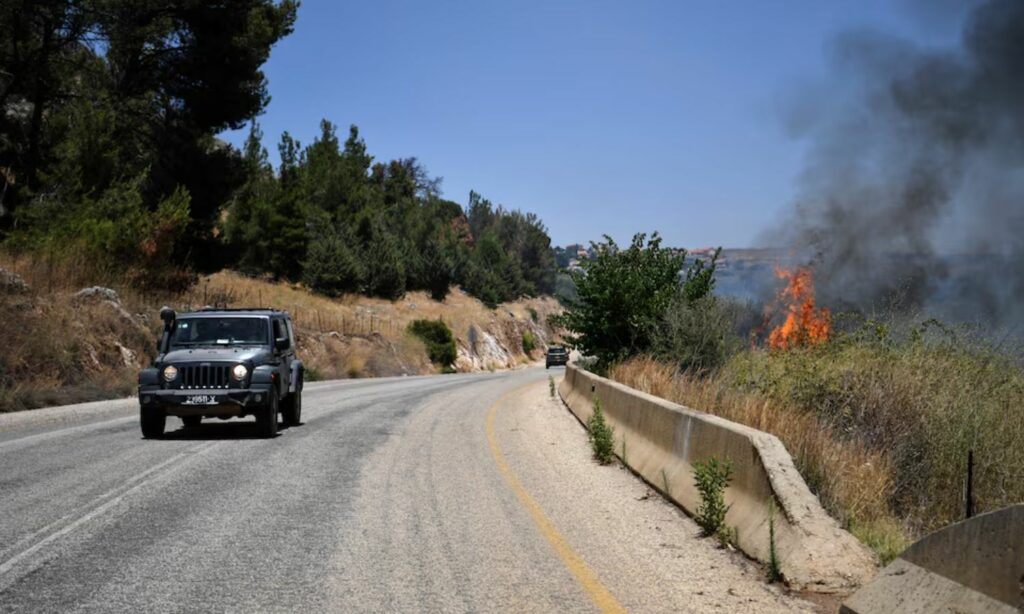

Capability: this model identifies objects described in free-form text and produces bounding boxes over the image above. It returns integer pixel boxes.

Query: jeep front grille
[178,364,231,389]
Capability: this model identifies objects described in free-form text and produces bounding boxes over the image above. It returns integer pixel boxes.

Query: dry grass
[611,356,907,563]
[0,253,563,410]
[0,290,158,412]
[190,271,561,373]
[613,334,1024,565]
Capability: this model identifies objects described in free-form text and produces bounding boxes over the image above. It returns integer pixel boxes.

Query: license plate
[183,395,218,405]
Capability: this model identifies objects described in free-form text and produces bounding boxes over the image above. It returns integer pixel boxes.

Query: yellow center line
[486,384,627,614]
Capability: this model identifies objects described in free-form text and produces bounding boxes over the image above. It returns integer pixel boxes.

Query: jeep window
[273,319,284,342]
[170,317,269,347]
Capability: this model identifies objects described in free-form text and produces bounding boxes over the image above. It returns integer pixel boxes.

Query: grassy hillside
[0,256,561,413]
[612,331,1024,563]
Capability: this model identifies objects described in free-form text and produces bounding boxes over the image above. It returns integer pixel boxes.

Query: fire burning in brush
[767,267,831,350]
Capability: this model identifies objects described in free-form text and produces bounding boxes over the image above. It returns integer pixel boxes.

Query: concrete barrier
[841,504,1024,613]
[559,363,877,592]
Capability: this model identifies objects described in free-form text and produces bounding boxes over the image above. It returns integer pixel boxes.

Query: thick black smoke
[781,0,1024,329]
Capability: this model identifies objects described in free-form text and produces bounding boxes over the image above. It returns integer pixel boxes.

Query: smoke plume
[782,0,1024,329]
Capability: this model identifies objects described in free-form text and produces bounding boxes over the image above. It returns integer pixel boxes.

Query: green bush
[528,307,539,323]
[587,397,615,464]
[653,295,741,374]
[553,234,722,373]
[407,318,457,367]
[522,331,537,354]
[692,457,733,538]
[553,233,682,371]
[11,176,193,288]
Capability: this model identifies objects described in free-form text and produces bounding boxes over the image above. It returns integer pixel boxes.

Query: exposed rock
[75,286,120,303]
[0,267,29,294]
[115,342,138,368]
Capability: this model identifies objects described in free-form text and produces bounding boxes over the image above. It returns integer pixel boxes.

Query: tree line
[227,120,556,304]
[0,1,556,305]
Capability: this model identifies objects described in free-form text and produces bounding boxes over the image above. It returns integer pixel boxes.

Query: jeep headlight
[232,364,248,381]
[163,365,178,382]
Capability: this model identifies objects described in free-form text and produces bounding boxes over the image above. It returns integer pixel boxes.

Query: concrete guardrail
[841,504,1024,614]
[558,363,877,592]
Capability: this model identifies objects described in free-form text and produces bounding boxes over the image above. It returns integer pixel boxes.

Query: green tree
[0,0,297,255]
[266,131,308,280]
[302,219,364,296]
[554,233,684,370]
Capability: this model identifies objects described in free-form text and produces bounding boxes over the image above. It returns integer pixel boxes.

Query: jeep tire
[182,415,202,429]
[282,390,302,427]
[257,392,279,438]
[140,406,166,439]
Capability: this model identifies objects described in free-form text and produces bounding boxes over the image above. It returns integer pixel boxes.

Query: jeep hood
[161,347,272,364]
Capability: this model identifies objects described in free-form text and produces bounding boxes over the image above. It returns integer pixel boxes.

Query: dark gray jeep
[137,307,304,439]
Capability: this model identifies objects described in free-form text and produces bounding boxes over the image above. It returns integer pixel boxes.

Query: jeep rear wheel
[282,390,302,427]
[140,406,166,439]
[256,392,279,438]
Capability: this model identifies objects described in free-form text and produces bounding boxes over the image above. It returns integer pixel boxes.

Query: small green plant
[303,366,323,382]
[621,438,628,465]
[522,330,537,354]
[549,375,556,397]
[693,457,733,537]
[587,397,616,464]
[407,318,457,367]
[767,501,782,582]
[528,307,539,323]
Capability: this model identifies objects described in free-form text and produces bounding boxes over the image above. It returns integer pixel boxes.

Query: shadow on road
[156,419,302,440]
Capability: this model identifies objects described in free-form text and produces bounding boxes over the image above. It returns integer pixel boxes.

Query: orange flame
[767,267,831,350]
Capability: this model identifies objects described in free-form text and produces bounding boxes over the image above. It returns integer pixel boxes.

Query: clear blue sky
[220,0,967,248]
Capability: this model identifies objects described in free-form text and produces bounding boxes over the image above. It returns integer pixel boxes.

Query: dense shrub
[407,318,457,367]
[553,233,683,370]
[555,234,722,372]
[522,331,537,354]
[10,177,193,289]
[653,295,741,373]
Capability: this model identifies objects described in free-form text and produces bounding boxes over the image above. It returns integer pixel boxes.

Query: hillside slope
[0,265,562,413]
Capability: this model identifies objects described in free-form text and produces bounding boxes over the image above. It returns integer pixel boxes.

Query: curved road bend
[0,369,815,613]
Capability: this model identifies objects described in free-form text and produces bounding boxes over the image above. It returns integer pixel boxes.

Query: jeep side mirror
[275,337,290,351]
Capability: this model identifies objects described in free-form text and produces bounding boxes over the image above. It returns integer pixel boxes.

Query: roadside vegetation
[586,397,616,464]
[0,1,556,309]
[0,260,559,411]
[407,319,457,371]
[0,2,565,409]
[692,457,734,544]
[559,232,1024,563]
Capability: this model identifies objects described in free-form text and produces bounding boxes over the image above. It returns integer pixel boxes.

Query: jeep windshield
[169,317,269,347]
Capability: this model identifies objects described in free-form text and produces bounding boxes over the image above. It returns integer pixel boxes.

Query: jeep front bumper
[138,386,274,417]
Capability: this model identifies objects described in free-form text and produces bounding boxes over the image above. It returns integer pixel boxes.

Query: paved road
[0,369,814,613]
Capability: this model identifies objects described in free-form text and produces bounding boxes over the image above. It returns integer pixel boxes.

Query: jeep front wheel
[282,390,302,427]
[140,406,166,439]
[256,392,279,438]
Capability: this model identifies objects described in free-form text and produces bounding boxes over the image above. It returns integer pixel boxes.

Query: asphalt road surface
[0,369,815,613]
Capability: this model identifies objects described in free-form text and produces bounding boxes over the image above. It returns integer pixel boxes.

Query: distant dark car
[545,346,569,369]
[137,307,304,439]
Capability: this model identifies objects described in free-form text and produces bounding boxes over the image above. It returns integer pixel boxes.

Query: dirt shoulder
[492,375,823,613]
